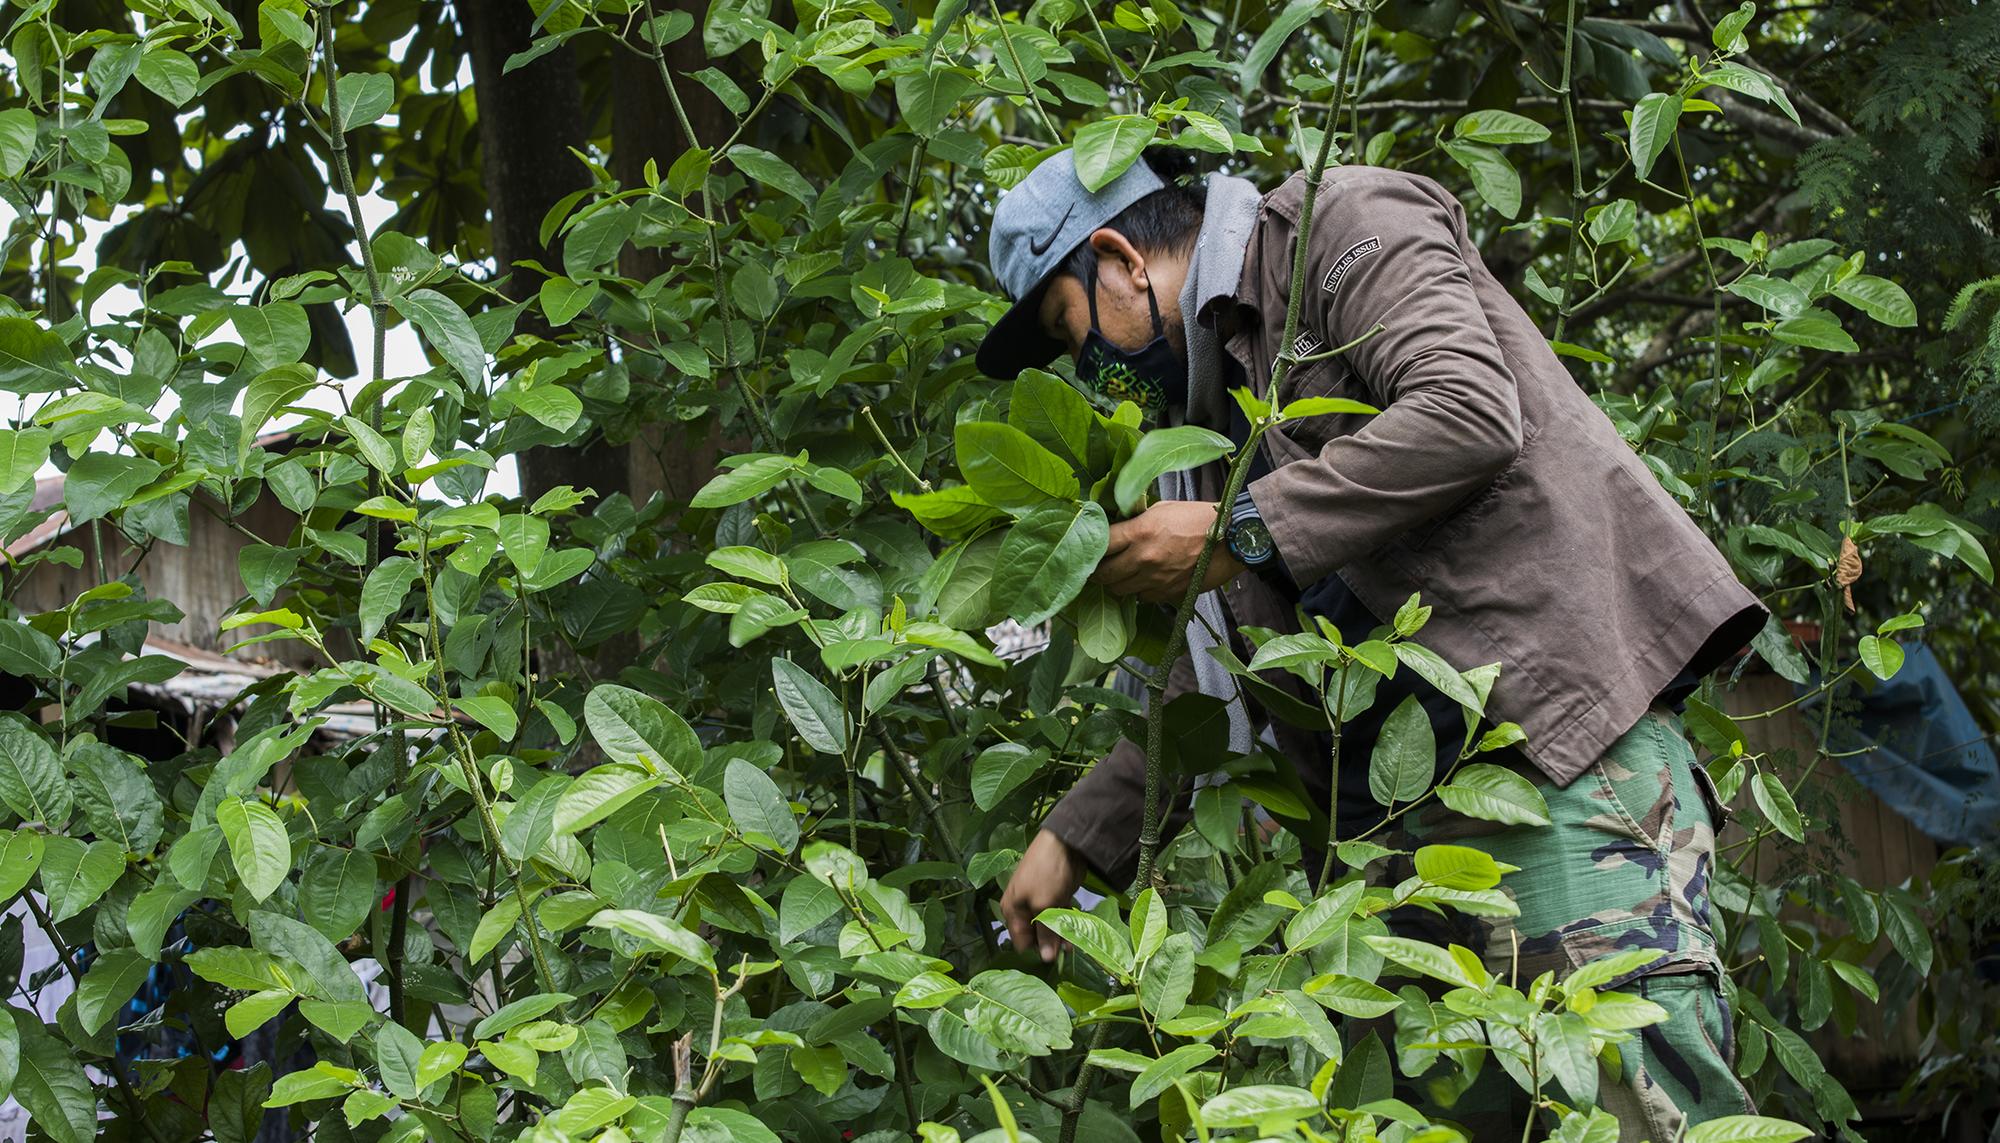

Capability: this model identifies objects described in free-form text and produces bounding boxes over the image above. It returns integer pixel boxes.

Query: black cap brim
[976,276,1067,380]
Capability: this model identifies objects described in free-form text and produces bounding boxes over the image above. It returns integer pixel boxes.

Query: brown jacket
[1042,166,1766,886]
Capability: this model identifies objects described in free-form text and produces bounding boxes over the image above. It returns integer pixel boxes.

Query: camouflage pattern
[1363,707,1755,1142]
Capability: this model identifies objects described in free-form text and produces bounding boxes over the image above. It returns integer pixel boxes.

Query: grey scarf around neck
[1128,172,1265,762]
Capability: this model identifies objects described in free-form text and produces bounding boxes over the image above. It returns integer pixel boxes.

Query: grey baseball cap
[976,149,1166,379]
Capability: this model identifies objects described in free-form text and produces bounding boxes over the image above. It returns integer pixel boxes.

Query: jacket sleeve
[1246,174,1526,587]
[1038,651,1201,888]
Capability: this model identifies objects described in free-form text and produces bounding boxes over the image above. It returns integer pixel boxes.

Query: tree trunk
[609,9,733,509]
[460,0,622,505]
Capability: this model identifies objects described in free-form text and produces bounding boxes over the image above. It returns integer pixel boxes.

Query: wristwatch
[1225,490,1277,568]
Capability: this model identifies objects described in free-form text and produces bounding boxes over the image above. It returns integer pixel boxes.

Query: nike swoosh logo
[1027,203,1075,257]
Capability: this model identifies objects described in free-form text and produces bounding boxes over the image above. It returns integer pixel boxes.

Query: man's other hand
[1093,499,1246,602]
[1001,829,1087,962]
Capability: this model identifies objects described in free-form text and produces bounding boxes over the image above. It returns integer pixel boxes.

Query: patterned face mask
[1074,258,1187,418]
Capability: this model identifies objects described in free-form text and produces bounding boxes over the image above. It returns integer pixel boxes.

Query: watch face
[1232,519,1275,564]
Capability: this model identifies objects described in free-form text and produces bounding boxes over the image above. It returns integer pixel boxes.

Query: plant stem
[1550,0,1587,346]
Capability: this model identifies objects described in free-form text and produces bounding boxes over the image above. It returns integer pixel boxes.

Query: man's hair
[1060,147,1206,284]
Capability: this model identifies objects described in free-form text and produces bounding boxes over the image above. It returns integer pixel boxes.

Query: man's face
[1035,228,1185,364]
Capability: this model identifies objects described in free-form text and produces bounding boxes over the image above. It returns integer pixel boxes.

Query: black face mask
[1075,259,1187,418]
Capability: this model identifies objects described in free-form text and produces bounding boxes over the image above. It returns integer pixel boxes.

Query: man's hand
[1001,829,1087,962]
[1093,499,1246,602]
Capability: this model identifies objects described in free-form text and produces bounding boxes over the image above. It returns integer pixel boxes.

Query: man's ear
[1087,228,1149,293]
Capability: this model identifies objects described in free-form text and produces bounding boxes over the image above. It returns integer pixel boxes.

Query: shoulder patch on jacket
[1321,236,1382,296]
[1292,330,1325,358]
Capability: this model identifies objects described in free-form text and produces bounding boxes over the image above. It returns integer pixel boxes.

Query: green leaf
[75,949,151,1033]
[336,71,395,132]
[135,48,199,105]
[1454,109,1551,144]
[390,288,486,387]
[71,743,164,856]
[1130,1044,1218,1107]
[62,452,162,524]
[1435,763,1550,826]
[0,109,34,178]
[588,909,717,969]
[553,765,660,835]
[1711,1,1756,49]
[1881,890,1933,975]
[894,68,973,136]
[1199,1084,1321,1131]
[1685,1117,1813,1143]
[1391,643,1485,712]
[707,545,788,587]
[1303,973,1403,1018]
[970,743,1049,811]
[374,1021,425,1100]
[457,695,518,739]
[230,302,311,372]
[1413,844,1503,890]
[359,556,421,641]
[1010,370,1095,467]
[727,145,817,205]
[0,427,51,494]
[583,684,699,777]
[0,828,45,904]
[771,657,848,754]
[0,714,69,827]
[1368,695,1434,807]
[1857,634,1904,679]
[993,500,1110,626]
[238,363,317,453]
[0,618,60,679]
[692,454,796,508]
[966,969,1072,1054]
[1701,61,1798,124]
[1072,115,1157,191]
[1832,273,1904,327]
[1363,935,1487,989]
[237,544,300,608]
[1441,139,1522,219]
[956,421,1079,509]
[513,383,584,432]
[218,796,292,902]
[9,1012,95,1143]
[1771,309,1858,352]
[1629,92,1684,181]
[1113,425,1234,514]
[299,847,377,941]
[1750,771,1804,842]
[0,317,75,394]
[724,757,799,852]
[892,485,1003,540]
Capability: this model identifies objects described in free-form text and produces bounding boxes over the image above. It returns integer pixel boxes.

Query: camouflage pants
[1368,707,1757,1142]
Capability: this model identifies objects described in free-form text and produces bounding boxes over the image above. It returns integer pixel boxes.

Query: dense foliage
[0,0,1994,1140]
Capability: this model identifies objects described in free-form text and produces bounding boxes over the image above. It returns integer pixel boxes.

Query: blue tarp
[1819,642,2000,849]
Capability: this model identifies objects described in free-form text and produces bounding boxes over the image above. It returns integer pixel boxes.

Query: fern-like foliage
[1945,276,2000,430]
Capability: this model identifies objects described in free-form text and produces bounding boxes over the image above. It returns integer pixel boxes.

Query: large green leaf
[390,288,486,387]
[970,743,1049,811]
[1629,91,1683,180]
[992,500,1109,626]
[218,796,291,902]
[0,714,69,828]
[1434,762,1550,826]
[1113,425,1234,514]
[1073,116,1158,191]
[723,758,800,852]
[9,1012,95,1143]
[70,743,165,856]
[1441,139,1522,219]
[583,684,699,777]
[1368,695,1434,807]
[75,949,151,1033]
[771,657,848,755]
[955,421,1079,509]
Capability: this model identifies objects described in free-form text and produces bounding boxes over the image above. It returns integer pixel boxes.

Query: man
[978,147,1770,1141]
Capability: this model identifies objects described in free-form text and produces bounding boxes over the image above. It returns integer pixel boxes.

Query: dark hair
[1059,147,1206,284]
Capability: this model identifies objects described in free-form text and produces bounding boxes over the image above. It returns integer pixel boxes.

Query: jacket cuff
[1040,801,1138,889]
